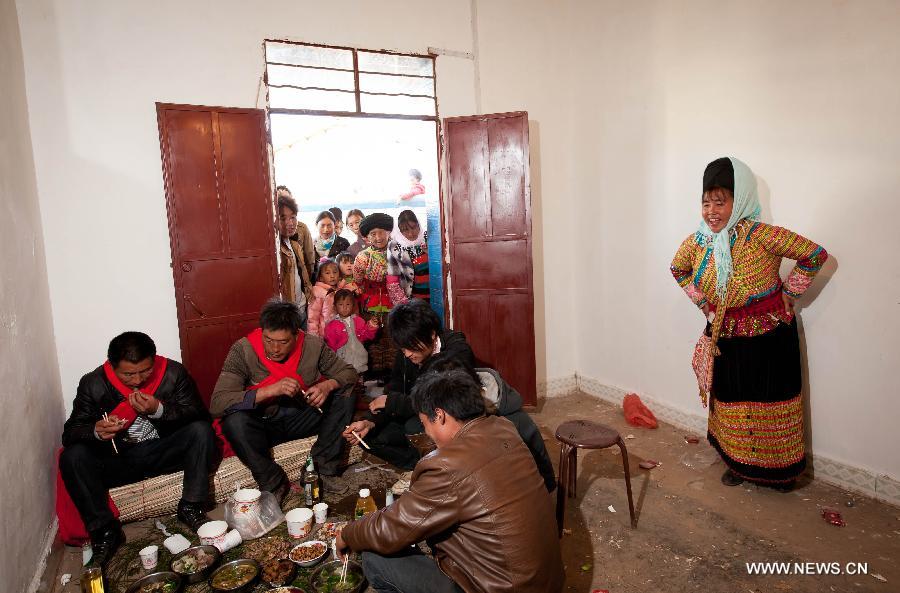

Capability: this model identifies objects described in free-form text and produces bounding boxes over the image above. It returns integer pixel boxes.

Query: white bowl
[288,540,329,567]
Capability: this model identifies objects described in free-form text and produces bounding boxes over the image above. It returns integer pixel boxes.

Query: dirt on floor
[40,392,898,593]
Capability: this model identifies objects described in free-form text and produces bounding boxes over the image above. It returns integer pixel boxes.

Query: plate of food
[208,558,260,593]
[317,521,347,541]
[261,557,297,587]
[124,571,182,593]
[241,535,291,563]
[169,545,220,584]
[310,559,365,593]
[289,540,329,567]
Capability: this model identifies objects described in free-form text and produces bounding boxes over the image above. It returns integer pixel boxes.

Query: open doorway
[269,114,444,321]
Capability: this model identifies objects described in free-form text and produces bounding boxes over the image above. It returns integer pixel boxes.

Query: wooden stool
[555,419,637,535]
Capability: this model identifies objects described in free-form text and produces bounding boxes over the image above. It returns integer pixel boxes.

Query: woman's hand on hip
[782,292,796,315]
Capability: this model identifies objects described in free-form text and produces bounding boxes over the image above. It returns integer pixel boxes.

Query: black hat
[703,157,734,193]
[359,213,394,237]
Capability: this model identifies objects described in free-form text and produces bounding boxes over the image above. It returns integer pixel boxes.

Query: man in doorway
[60,332,216,567]
[276,188,315,330]
[337,369,565,593]
[210,299,357,501]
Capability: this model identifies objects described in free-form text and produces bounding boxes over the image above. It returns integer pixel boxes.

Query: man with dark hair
[344,299,474,469]
[277,191,315,330]
[337,370,565,593]
[60,332,216,566]
[210,300,357,501]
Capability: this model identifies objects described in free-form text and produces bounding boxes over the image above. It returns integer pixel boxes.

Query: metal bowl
[288,540,329,567]
[310,559,366,593]
[208,558,261,593]
[261,557,297,587]
[169,544,221,584]
[124,571,183,593]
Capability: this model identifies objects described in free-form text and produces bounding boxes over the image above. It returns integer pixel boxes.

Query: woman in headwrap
[387,210,430,304]
[670,157,828,490]
[353,213,399,373]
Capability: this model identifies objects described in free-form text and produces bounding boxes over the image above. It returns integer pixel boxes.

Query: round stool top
[555,419,620,449]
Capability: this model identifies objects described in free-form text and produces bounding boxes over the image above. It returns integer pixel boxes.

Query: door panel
[164,110,224,258]
[444,111,536,405]
[452,240,530,290]
[218,112,274,253]
[158,104,279,405]
[447,119,489,239]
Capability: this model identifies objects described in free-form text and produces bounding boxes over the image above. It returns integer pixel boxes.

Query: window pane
[269,87,357,112]
[358,52,433,76]
[265,42,353,69]
[359,73,434,97]
[268,64,355,91]
[360,93,436,116]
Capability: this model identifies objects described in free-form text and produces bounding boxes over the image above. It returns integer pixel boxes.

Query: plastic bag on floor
[225,489,284,540]
[623,393,658,429]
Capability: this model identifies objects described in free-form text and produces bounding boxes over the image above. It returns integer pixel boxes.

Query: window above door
[264,40,437,119]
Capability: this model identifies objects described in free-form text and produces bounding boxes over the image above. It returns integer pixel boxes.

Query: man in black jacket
[60,332,216,567]
[344,300,474,469]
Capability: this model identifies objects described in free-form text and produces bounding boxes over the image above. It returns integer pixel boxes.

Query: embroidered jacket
[670,220,828,337]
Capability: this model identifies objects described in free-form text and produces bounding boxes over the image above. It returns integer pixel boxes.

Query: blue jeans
[361,548,463,593]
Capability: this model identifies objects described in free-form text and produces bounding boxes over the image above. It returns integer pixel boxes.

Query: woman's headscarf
[697,156,761,299]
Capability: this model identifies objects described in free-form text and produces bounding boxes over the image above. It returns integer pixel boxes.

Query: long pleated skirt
[707,319,806,484]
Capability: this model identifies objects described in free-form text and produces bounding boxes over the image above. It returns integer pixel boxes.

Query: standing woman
[314,210,351,262]
[346,209,367,257]
[387,209,430,303]
[353,213,398,373]
[670,157,828,490]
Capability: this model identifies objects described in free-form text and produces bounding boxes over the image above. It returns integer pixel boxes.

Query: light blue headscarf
[697,157,761,300]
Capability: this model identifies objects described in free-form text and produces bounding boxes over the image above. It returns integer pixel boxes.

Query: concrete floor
[41,392,897,592]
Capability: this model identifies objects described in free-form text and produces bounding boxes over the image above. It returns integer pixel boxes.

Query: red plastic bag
[623,393,658,429]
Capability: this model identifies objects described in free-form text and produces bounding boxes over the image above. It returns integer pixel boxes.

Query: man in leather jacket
[60,332,216,567]
[337,369,564,593]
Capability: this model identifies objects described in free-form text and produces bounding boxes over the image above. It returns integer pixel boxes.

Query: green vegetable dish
[139,579,179,593]
[315,564,362,592]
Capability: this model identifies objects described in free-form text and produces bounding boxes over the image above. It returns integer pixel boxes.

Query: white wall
[571,0,900,482]
[0,0,66,589]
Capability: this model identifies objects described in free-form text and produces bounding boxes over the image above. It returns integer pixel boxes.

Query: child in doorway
[398,168,425,202]
[307,258,340,337]
[336,252,361,295]
[324,289,379,373]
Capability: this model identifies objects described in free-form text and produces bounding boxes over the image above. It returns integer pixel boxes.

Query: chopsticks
[339,553,349,584]
[102,412,119,454]
[345,426,371,450]
[301,390,324,414]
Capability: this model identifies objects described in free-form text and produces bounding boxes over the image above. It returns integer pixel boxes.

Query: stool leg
[617,438,637,528]
[568,447,578,498]
[556,444,570,537]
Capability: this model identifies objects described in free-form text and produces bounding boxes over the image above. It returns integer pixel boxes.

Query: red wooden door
[157,104,279,405]
[444,111,536,406]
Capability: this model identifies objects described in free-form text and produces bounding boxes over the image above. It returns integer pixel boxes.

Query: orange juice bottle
[354,488,377,519]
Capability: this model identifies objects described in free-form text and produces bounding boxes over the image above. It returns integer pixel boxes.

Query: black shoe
[176,500,211,532]
[269,480,290,507]
[721,469,744,486]
[89,522,124,568]
[771,481,795,493]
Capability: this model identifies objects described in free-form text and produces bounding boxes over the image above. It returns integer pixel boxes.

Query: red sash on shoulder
[245,328,308,391]
[102,355,168,428]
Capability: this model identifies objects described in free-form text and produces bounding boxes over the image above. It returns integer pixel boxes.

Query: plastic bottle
[354,488,377,519]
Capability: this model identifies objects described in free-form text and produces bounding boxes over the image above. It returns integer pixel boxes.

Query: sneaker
[176,500,211,532]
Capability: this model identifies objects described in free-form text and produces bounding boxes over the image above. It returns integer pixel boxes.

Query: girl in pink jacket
[307,259,340,337]
[324,289,379,373]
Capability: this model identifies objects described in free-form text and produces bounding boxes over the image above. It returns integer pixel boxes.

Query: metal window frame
[264,39,438,121]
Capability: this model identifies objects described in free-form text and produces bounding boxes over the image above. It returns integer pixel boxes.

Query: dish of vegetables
[312,562,363,593]
[171,547,216,574]
[138,579,179,593]
[210,562,258,590]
